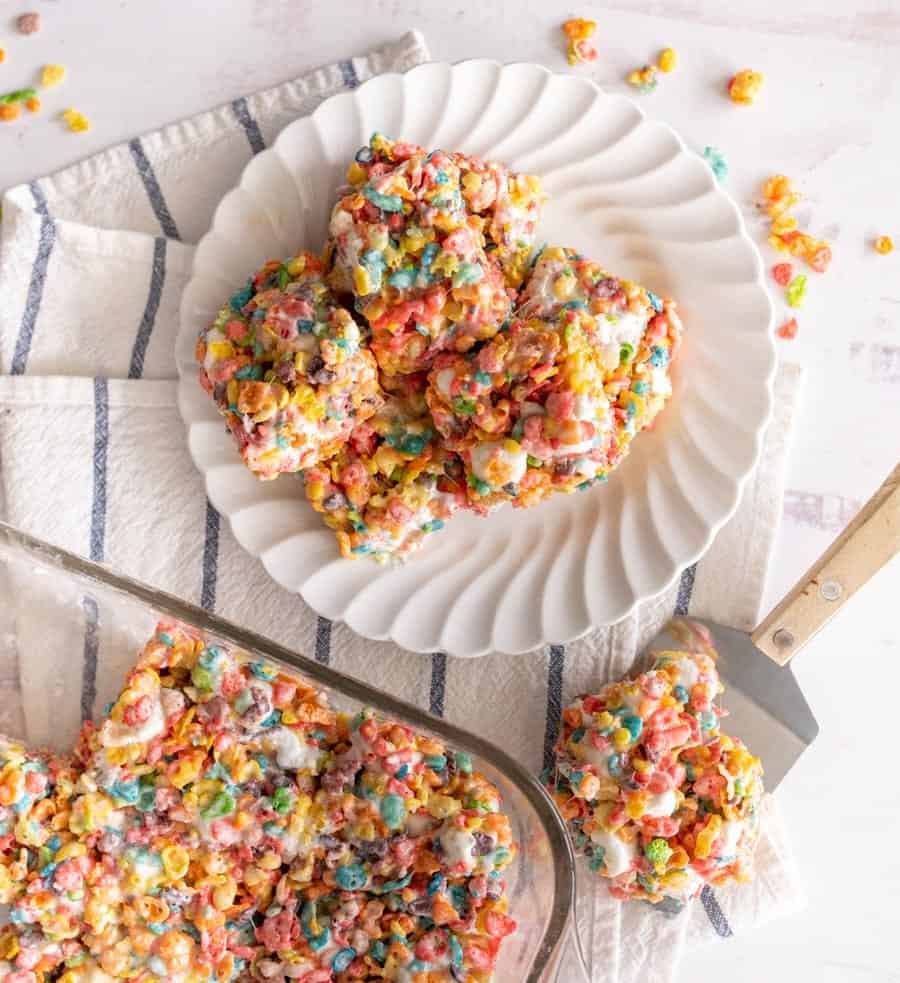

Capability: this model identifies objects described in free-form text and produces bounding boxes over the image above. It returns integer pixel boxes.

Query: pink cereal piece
[16,12,41,34]
[225,319,247,341]
[24,770,47,795]
[220,670,245,697]
[272,680,296,706]
[573,39,598,62]
[123,694,153,726]
[465,944,495,971]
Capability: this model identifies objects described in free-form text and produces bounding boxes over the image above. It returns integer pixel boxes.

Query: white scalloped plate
[176,60,775,658]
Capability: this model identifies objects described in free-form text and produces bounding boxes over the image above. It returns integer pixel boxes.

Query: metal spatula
[644,461,900,788]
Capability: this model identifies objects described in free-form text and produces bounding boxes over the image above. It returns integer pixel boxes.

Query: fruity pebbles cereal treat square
[551,646,763,908]
[304,374,468,559]
[325,133,544,377]
[198,251,382,480]
[425,247,682,511]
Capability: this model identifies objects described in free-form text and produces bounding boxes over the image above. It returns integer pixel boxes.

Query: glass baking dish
[0,520,586,982]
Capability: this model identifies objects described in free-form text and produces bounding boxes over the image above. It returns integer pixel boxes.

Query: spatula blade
[644,619,819,789]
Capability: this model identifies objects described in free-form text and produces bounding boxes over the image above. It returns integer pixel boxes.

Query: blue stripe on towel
[81,378,109,721]
[231,97,266,155]
[674,563,697,616]
[10,183,56,375]
[128,237,167,378]
[128,138,181,240]
[700,885,734,937]
[315,617,332,665]
[429,652,447,717]
[200,501,220,612]
[339,59,360,89]
[542,644,566,775]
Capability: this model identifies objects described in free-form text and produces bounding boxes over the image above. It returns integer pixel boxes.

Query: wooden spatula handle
[752,461,900,665]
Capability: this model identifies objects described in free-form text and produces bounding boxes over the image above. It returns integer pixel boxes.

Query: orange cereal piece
[776,318,798,340]
[562,17,596,40]
[0,48,6,64]
[874,235,894,255]
[0,103,21,122]
[728,69,764,105]
[25,96,40,113]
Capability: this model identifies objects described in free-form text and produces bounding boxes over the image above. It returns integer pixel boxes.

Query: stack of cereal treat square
[196,135,682,561]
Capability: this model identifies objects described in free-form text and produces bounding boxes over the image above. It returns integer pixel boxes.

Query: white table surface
[2,1,899,980]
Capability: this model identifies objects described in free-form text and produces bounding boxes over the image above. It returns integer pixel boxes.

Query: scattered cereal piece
[772,262,793,286]
[569,38,598,64]
[627,64,658,93]
[0,86,37,105]
[0,47,6,64]
[786,274,808,308]
[874,235,894,255]
[562,18,598,65]
[777,318,798,340]
[25,95,40,113]
[727,69,764,105]
[0,102,21,122]
[703,145,728,181]
[761,175,832,273]
[16,11,41,34]
[41,63,66,87]
[62,107,90,132]
[562,17,597,40]
[658,47,677,72]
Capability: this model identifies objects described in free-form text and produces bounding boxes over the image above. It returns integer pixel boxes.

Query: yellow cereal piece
[62,107,90,132]
[427,793,462,819]
[41,63,66,87]
[657,48,677,72]
[347,160,367,185]
[625,793,646,820]
[694,814,723,859]
[595,710,615,730]
[875,235,894,254]
[612,727,631,750]
[286,254,307,276]
[55,841,86,861]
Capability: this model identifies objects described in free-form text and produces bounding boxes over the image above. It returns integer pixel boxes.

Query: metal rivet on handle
[772,628,795,650]
[820,579,843,602]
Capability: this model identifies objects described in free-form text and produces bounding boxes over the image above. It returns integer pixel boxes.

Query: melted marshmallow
[100,695,166,748]
[470,440,528,488]
[438,826,477,872]
[590,828,637,877]
[643,789,678,818]
[265,727,321,772]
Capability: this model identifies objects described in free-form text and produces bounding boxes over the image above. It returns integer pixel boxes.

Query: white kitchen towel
[0,32,805,982]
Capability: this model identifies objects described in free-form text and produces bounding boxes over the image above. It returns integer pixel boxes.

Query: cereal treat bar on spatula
[550,647,764,909]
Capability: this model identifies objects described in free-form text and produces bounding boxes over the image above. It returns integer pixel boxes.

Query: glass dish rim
[0,519,576,980]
